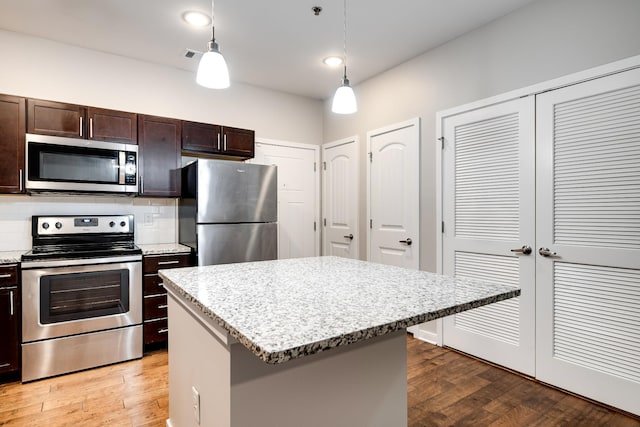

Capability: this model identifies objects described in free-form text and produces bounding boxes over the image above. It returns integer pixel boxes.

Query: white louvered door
[442,97,536,375]
[536,67,640,415]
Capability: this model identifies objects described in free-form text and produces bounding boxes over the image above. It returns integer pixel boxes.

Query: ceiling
[0,0,536,100]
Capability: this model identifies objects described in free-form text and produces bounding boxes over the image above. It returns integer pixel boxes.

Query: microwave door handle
[118,152,126,184]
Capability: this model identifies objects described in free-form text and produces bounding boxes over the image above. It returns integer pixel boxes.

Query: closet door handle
[538,247,558,257]
[344,234,354,240]
[510,245,532,255]
[399,238,413,246]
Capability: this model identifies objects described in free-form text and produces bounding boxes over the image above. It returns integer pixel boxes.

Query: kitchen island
[159,256,520,427]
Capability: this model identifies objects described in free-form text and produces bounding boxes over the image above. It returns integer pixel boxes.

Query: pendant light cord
[343,0,348,80]
[211,0,216,42]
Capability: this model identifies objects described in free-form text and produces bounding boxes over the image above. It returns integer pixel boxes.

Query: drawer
[0,265,18,286]
[144,318,168,345]
[143,274,166,296]
[143,254,191,274]
[144,294,168,320]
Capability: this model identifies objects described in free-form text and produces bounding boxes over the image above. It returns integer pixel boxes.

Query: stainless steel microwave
[25,133,138,195]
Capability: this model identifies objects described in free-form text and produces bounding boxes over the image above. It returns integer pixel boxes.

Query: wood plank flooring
[0,336,638,426]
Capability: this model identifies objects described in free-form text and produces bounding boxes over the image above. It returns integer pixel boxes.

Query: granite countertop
[138,243,192,255]
[159,256,520,365]
[0,251,26,264]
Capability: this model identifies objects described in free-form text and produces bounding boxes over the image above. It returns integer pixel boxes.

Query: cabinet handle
[19,169,23,192]
[158,304,168,309]
[79,117,83,137]
[158,328,169,334]
[223,134,227,151]
[9,290,14,316]
[157,260,179,265]
[157,282,164,288]
[90,118,93,138]
[217,133,221,151]
[139,176,144,194]
[0,274,12,279]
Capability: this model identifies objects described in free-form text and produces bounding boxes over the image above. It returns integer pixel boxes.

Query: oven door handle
[21,254,142,269]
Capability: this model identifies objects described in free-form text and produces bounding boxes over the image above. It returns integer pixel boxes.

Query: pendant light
[196,0,230,89]
[331,0,357,114]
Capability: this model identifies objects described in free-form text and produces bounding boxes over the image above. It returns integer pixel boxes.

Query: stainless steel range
[21,214,142,382]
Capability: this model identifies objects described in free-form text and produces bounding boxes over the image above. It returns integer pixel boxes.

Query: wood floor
[0,336,638,426]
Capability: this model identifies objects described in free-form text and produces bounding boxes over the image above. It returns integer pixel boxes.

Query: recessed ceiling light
[323,56,344,67]
[183,11,211,28]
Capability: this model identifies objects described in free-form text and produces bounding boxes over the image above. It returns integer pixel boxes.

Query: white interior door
[253,140,320,259]
[322,137,359,259]
[536,67,640,415]
[368,119,419,269]
[441,97,536,376]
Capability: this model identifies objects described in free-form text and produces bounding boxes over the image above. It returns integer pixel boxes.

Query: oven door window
[40,269,130,324]
[28,142,120,184]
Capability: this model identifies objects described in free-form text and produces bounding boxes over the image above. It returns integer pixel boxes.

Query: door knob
[510,245,532,255]
[538,247,557,257]
[344,233,354,240]
[399,238,412,246]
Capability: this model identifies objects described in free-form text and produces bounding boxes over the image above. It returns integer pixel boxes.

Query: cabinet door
[0,286,19,375]
[222,126,255,158]
[182,121,221,154]
[27,99,86,138]
[0,95,26,194]
[87,107,137,143]
[138,115,182,197]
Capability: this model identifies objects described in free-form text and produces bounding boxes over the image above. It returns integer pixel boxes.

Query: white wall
[0,29,323,249]
[323,0,640,274]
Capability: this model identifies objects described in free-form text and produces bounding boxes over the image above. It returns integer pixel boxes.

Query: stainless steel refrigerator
[179,159,277,266]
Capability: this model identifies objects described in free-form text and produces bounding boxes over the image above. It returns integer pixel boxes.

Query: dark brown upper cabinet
[27,99,137,144]
[0,94,26,194]
[138,115,182,197]
[182,121,254,159]
[87,107,137,144]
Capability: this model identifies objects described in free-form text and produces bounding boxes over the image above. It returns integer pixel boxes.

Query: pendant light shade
[332,0,356,114]
[197,40,230,89]
[196,0,230,89]
[332,77,357,114]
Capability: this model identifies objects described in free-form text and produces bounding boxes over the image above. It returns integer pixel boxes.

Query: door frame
[435,54,640,346]
[321,135,360,259]
[366,117,420,263]
[254,138,321,257]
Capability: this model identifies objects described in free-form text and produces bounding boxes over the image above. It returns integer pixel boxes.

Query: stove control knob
[42,222,50,230]
[120,221,126,227]
[55,222,62,230]
[109,221,116,228]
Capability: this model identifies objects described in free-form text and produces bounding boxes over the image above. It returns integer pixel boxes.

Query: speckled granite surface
[138,243,192,255]
[0,251,25,264]
[160,256,520,364]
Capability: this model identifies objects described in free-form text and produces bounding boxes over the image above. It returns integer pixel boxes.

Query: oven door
[21,256,142,343]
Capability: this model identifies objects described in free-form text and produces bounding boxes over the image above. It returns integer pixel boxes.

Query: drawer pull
[0,274,12,279]
[158,282,164,287]
[158,328,169,334]
[158,304,168,309]
[157,260,180,266]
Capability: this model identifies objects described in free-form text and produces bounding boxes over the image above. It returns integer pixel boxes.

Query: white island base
[166,291,407,427]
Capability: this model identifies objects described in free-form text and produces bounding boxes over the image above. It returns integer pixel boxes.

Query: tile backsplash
[0,195,177,251]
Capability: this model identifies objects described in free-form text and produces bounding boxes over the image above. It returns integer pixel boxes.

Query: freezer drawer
[196,223,277,266]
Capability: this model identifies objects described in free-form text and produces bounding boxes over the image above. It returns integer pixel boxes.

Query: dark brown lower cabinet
[0,264,20,381]
[142,253,192,350]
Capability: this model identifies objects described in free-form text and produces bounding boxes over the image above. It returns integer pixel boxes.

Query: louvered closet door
[442,97,536,375]
[536,67,640,415]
